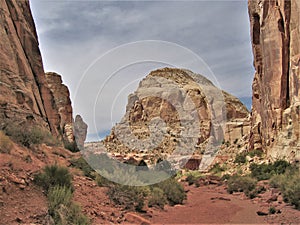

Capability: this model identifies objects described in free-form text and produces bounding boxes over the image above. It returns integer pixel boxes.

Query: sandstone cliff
[100,68,250,165]
[0,0,81,146]
[248,0,300,159]
[45,72,74,144]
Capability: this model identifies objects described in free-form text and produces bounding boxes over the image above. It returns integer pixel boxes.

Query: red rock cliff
[0,0,77,144]
[248,0,300,159]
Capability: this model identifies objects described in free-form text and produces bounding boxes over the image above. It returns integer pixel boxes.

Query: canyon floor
[1,144,300,225]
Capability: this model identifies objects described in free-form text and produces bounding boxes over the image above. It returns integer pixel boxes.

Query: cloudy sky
[30,0,254,141]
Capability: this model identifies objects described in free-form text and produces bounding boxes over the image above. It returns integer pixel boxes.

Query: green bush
[148,187,167,209]
[250,160,291,181]
[155,178,186,205]
[95,173,112,187]
[269,207,276,214]
[209,163,225,175]
[248,149,263,158]
[34,165,73,192]
[227,175,257,198]
[70,157,95,179]
[64,140,79,153]
[0,131,13,153]
[5,124,59,148]
[107,185,150,211]
[48,185,89,225]
[270,166,300,210]
[234,152,247,164]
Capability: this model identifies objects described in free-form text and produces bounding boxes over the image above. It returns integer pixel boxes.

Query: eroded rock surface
[0,0,60,135]
[74,115,88,150]
[248,0,300,159]
[100,68,249,166]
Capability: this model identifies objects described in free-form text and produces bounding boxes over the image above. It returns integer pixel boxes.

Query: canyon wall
[0,0,80,145]
[248,0,300,159]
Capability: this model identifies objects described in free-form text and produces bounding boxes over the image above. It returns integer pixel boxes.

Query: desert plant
[48,185,89,225]
[250,160,291,181]
[63,140,79,153]
[4,124,59,147]
[209,163,225,176]
[148,187,167,209]
[70,157,95,179]
[227,175,257,197]
[154,178,186,205]
[0,131,13,153]
[248,149,263,158]
[107,185,150,211]
[270,166,300,210]
[234,152,247,164]
[269,206,276,214]
[34,165,73,192]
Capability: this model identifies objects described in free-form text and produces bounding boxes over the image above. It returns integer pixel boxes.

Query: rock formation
[0,0,60,135]
[101,68,250,166]
[45,72,74,144]
[74,115,88,150]
[248,0,300,159]
[0,0,78,146]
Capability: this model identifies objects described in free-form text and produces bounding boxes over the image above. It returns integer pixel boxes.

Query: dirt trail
[150,184,267,224]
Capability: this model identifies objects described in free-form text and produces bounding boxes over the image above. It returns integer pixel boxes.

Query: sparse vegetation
[63,140,79,152]
[148,187,167,209]
[248,149,263,158]
[0,131,13,153]
[185,171,202,186]
[250,160,291,181]
[270,165,300,210]
[154,178,186,206]
[269,206,276,214]
[108,185,150,211]
[234,152,247,164]
[34,165,89,224]
[4,124,59,148]
[34,165,73,193]
[227,175,257,198]
[209,163,225,176]
[70,157,95,179]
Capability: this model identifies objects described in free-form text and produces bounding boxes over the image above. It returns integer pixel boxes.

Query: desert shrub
[250,160,291,181]
[0,131,13,153]
[63,140,79,153]
[5,124,58,147]
[269,207,276,214]
[234,152,247,164]
[209,163,225,175]
[227,175,257,197]
[34,165,73,192]
[95,173,112,187]
[107,185,150,212]
[48,185,89,225]
[154,178,186,205]
[186,171,202,186]
[148,187,167,209]
[270,166,300,210]
[70,157,95,179]
[248,149,263,158]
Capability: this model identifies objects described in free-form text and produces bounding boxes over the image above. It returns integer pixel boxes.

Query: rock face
[45,72,74,144]
[102,68,249,165]
[0,0,60,135]
[248,0,300,159]
[0,0,77,145]
[74,115,88,150]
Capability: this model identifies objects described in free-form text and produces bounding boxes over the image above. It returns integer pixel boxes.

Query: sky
[30,0,254,142]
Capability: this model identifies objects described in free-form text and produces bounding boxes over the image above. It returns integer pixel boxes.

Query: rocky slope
[248,0,300,159]
[100,68,250,167]
[0,0,85,146]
